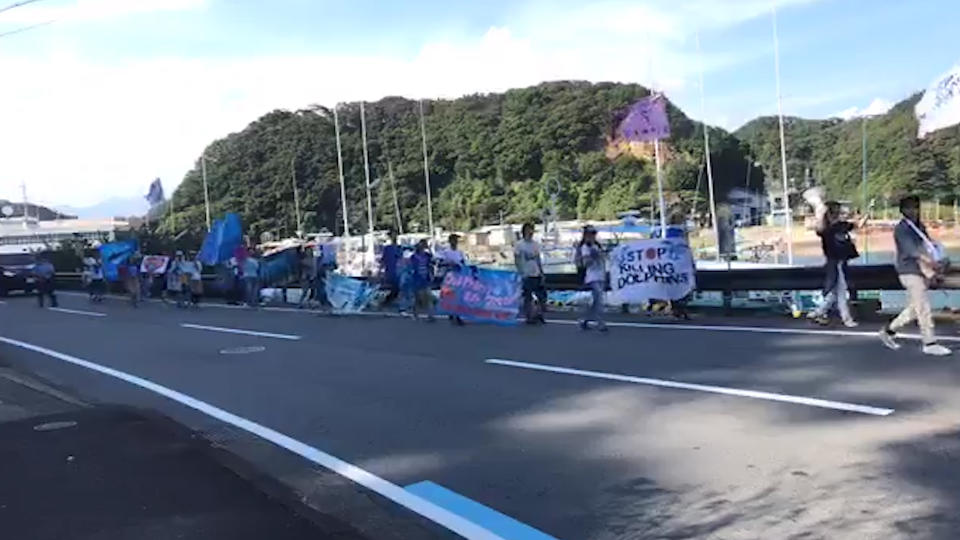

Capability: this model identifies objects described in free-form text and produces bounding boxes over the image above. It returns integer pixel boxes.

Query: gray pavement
[2,291,960,539]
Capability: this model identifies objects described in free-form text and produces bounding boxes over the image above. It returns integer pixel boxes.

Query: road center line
[180,323,301,341]
[48,307,107,317]
[0,336,504,540]
[485,359,895,416]
[547,318,960,343]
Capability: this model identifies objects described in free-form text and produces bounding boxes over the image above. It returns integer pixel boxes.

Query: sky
[0,0,957,210]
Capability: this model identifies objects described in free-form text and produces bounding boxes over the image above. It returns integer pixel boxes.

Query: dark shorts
[522,277,546,299]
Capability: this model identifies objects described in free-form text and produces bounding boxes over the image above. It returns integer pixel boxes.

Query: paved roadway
[2,292,960,539]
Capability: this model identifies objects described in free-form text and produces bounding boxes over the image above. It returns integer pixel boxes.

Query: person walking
[514,223,546,324]
[186,253,203,307]
[575,225,608,332]
[807,201,865,327]
[166,251,188,308]
[439,234,467,326]
[410,239,436,322]
[242,250,261,308]
[379,230,404,310]
[34,255,58,308]
[879,196,951,356]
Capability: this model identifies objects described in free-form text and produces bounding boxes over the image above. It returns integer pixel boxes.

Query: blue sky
[0,0,957,208]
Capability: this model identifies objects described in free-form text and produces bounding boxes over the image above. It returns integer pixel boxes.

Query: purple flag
[618,96,670,142]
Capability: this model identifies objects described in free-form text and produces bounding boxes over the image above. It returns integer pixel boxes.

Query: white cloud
[0,0,206,25]
[0,0,819,209]
[834,98,894,120]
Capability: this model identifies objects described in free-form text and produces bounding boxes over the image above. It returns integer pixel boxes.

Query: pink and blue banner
[438,267,521,325]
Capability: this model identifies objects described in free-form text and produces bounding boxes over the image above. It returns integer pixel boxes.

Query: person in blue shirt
[33,254,58,308]
[410,239,435,322]
[379,229,404,309]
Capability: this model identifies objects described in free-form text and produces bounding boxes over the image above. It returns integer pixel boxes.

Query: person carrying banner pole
[575,225,608,332]
[438,233,467,326]
[879,196,951,356]
[410,239,436,322]
[514,223,546,324]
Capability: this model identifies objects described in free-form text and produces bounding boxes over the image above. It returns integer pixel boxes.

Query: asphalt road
[2,292,960,539]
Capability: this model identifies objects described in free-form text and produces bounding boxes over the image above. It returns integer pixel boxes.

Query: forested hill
[161,81,763,239]
[735,94,960,206]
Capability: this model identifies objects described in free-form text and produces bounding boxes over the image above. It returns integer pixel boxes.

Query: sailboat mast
[333,105,350,237]
[360,101,374,237]
[772,2,794,265]
[419,100,435,238]
[696,31,721,260]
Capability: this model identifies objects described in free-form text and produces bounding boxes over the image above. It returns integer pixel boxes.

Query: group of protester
[810,194,952,356]
[375,222,609,330]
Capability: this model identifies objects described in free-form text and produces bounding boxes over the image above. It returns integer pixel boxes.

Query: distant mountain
[734,94,960,204]
[0,200,74,221]
[56,196,148,219]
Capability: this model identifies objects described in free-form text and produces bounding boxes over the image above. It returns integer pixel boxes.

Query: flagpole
[654,138,667,234]
[201,153,212,232]
[772,2,794,265]
[333,104,350,237]
[360,101,375,238]
[696,31,720,259]
[388,159,403,234]
[419,99,435,238]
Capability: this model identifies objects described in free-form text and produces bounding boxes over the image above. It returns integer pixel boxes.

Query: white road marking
[486,359,895,416]
[547,318,960,343]
[48,307,107,317]
[0,335,505,540]
[180,323,301,341]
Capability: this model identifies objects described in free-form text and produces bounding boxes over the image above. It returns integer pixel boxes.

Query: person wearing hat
[439,233,468,325]
[575,225,608,332]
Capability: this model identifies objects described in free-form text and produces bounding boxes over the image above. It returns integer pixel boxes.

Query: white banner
[325,274,376,314]
[916,63,960,138]
[609,239,696,304]
[140,255,169,275]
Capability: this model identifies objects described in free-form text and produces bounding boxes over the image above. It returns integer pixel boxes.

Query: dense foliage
[736,94,960,208]
[160,81,763,238]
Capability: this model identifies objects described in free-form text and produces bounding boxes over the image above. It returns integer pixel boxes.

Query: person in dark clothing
[807,201,865,327]
[34,255,58,308]
[410,239,435,322]
[380,230,404,309]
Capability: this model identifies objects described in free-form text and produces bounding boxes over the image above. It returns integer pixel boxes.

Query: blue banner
[99,240,138,282]
[438,267,521,325]
[198,212,243,266]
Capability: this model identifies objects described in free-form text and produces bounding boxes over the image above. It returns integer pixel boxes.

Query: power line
[0,18,53,38]
[0,0,47,16]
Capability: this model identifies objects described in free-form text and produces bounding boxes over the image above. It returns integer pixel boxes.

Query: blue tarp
[198,213,243,266]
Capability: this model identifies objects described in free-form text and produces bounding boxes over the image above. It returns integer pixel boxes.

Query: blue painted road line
[405,481,559,540]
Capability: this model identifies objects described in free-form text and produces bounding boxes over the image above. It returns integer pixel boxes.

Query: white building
[0,216,131,253]
[727,188,769,226]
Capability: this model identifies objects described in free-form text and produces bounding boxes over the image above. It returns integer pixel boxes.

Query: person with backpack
[807,200,865,327]
[575,225,608,332]
[879,196,951,356]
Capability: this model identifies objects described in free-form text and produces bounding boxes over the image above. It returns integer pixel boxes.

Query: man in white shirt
[576,225,608,332]
[514,223,546,324]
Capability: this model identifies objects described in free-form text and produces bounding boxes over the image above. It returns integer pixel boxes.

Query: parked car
[0,253,38,296]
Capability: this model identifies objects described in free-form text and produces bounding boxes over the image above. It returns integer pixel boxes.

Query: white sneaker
[843,320,859,328]
[922,343,952,356]
[879,330,901,350]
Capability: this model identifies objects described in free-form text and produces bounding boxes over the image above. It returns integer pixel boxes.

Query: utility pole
[772,3,794,265]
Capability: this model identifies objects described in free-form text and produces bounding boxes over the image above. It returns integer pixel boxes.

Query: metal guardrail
[52,265,960,294]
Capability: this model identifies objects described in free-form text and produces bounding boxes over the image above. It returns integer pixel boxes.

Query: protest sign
[326,274,376,314]
[438,267,521,325]
[99,240,138,282]
[140,255,170,275]
[608,239,696,304]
